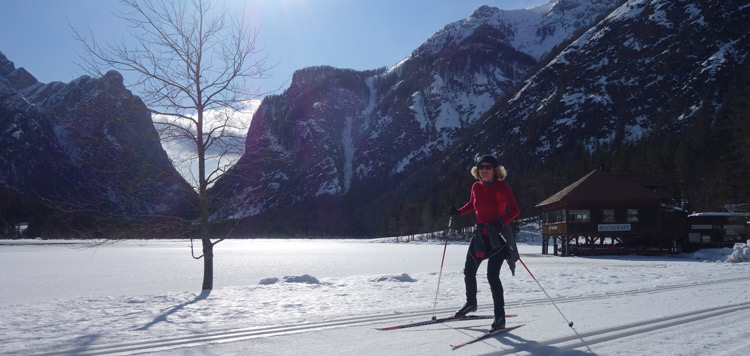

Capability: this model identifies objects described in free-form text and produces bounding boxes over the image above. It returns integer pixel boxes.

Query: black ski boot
[454,302,477,318]
[491,317,506,330]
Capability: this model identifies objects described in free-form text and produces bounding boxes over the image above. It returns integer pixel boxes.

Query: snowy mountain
[0,52,191,230]
[442,0,749,209]
[415,0,618,61]
[211,0,621,228]
[471,0,748,157]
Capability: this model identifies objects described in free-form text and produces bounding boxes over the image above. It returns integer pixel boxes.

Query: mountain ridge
[0,52,192,236]
[211,0,622,228]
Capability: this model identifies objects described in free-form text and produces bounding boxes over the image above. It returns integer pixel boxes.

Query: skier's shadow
[136,289,211,331]
[458,327,598,356]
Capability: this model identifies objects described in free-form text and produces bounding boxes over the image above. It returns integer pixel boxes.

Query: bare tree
[74,0,271,290]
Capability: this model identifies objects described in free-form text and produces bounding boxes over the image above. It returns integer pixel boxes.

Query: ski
[450,324,524,349]
[377,314,516,331]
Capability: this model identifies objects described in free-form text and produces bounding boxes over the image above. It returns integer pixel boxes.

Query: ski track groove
[479,301,750,355]
[35,274,750,355]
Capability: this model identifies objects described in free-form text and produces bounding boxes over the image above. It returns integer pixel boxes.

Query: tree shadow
[40,334,103,355]
[136,289,211,331]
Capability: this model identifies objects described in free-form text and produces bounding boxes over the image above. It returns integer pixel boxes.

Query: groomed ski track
[38,274,750,356]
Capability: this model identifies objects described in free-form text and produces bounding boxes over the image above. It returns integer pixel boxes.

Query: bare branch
[70,0,273,290]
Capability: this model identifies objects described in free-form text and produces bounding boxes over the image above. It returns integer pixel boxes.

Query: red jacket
[458,180,519,227]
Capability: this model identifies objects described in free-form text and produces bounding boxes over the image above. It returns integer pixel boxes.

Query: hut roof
[536,169,663,207]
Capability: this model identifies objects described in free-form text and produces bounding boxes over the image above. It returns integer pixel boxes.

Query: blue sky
[0,0,549,97]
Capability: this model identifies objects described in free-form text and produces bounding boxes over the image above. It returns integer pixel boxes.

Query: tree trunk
[201,238,213,290]
[197,105,213,291]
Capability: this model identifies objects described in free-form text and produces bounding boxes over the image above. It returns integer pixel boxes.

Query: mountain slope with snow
[475,0,748,157]
[0,52,191,229]
[433,0,749,211]
[211,0,620,230]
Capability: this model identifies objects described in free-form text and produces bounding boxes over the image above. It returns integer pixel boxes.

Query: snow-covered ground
[2,230,749,355]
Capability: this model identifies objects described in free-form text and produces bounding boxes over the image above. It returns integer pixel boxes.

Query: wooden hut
[686,212,749,249]
[536,169,671,256]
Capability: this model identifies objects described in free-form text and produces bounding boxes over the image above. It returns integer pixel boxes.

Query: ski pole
[517,257,573,326]
[497,230,592,352]
[516,255,593,354]
[431,216,452,320]
[499,232,577,328]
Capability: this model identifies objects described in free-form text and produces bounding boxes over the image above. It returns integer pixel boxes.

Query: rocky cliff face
[0,52,191,220]
[212,0,621,222]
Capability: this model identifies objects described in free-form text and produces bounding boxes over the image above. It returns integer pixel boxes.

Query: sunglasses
[478,164,494,170]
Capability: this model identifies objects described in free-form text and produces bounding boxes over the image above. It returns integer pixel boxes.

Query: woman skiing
[449,154,520,330]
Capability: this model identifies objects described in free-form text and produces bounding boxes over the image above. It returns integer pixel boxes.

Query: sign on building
[598,224,632,232]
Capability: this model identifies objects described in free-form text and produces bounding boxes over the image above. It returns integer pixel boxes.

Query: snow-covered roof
[688,212,750,218]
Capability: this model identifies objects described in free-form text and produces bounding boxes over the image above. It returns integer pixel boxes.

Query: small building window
[627,209,639,222]
[543,210,566,224]
[569,210,590,222]
[603,209,615,223]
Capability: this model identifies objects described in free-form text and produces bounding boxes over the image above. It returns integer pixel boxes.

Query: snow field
[1,238,749,355]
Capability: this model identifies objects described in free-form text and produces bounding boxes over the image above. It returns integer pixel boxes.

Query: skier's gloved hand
[448,205,459,217]
[492,218,505,232]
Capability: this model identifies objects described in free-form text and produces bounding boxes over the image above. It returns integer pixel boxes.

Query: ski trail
[480,301,750,356]
[35,275,750,356]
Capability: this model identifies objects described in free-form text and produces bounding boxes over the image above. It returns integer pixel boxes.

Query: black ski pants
[463,234,509,318]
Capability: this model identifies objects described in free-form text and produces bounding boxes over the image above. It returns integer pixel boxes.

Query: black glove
[448,205,459,217]
[492,218,505,232]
